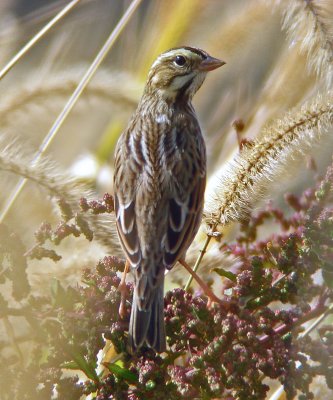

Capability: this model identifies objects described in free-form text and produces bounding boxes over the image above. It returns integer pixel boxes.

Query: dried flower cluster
[1,161,333,399]
[25,194,114,262]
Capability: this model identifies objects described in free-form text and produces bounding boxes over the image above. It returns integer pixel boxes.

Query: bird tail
[128,283,166,353]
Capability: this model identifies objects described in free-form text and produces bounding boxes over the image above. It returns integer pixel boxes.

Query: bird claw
[118,301,127,319]
[118,260,130,319]
[118,281,128,319]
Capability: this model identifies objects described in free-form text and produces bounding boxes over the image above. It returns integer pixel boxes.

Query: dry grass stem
[0,0,142,223]
[0,70,140,127]
[0,0,81,80]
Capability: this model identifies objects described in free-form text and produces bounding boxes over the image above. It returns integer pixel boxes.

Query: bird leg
[179,258,230,308]
[118,259,130,318]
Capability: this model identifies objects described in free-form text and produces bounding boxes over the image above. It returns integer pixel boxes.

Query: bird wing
[163,142,206,269]
[113,133,142,269]
[114,123,206,275]
[114,194,141,268]
[163,176,205,268]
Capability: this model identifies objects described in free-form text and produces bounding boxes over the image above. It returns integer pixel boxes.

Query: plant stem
[260,302,331,343]
[184,234,212,291]
[267,302,333,400]
[0,0,81,81]
[300,303,333,338]
[0,0,143,223]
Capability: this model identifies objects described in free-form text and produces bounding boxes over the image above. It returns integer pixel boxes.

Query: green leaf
[50,279,66,306]
[60,361,80,370]
[50,279,82,309]
[73,354,99,382]
[63,349,99,382]
[212,268,237,282]
[103,362,138,384]
[82,279,97,287]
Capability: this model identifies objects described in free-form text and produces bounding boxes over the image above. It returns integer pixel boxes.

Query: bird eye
[174,55,186,67]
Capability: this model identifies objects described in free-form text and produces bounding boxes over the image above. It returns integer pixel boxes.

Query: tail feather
[146,285,166,352]
[128,284,166,353]
[128,292,151,351]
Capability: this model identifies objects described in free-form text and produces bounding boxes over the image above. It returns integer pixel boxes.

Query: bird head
[144,47,225,102]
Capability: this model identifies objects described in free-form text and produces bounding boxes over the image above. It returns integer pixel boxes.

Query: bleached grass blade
[0,0,81,81]
[0,0,142,223]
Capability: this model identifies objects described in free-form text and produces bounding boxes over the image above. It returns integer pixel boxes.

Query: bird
[113,46,225,353]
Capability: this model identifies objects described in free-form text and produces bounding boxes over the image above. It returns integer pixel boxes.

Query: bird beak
[198,56,226,72]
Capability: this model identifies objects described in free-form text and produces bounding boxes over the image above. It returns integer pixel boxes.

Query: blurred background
[0,1,332,397]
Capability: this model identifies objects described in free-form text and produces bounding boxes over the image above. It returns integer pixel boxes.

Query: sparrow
[113,46,225,353]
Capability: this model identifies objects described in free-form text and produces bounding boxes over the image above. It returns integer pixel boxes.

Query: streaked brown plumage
[114,47,225,353]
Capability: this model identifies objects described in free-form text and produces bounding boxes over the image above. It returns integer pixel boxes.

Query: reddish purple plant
[1,164,333,400]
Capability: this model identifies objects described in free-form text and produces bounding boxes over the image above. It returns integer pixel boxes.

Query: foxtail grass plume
[280,0,333,88]
[205,93,333,228]
[0,134,121,252]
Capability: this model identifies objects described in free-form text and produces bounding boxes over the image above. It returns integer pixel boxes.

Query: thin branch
[299,303,333,338]
[259,303,330,343]
[180,258,226,304]
[267,303,333,400]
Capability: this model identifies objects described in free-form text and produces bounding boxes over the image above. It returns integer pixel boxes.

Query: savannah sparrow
[114,47,225,353]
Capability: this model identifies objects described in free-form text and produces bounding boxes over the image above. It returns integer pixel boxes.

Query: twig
[267,303,333,400]
[260,302,330,343]
[180,258,227,305]
[299,303,333,338]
